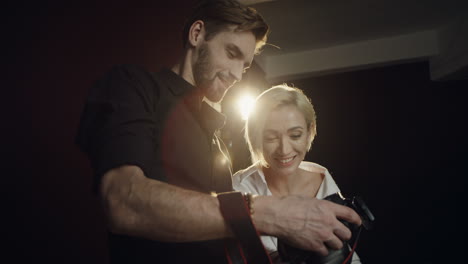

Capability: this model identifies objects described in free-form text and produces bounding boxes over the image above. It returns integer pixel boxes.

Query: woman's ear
[188,20,205,47]
[310,123,317,137]
[307,124,316,150]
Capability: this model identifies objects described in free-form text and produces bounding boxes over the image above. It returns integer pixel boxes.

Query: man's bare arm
[100,165,233,242]
[101,165,362,255]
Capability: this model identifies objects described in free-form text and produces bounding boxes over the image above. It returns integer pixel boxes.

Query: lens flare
[237,94,256,120]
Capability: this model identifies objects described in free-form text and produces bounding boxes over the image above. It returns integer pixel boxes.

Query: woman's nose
[278,137,292,155]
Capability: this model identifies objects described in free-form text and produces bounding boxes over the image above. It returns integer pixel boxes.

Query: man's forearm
[99,165,362,255]
[100,165,233,242]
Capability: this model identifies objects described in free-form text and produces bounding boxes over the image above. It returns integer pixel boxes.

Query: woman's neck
[263,165,323,198]
[263,167,298,197]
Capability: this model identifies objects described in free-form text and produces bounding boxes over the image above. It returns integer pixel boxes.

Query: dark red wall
[7,1,197,263]
[289,63,468,263]
[7,1,467,263]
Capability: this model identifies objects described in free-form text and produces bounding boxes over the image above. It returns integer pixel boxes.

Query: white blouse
[232,161,361,263]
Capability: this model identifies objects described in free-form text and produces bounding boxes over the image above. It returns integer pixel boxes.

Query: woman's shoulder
[299,161,329,174]
[300,161,342,198]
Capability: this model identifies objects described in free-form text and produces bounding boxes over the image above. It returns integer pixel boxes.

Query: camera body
[277,192,375,264]
[324,192,375,231]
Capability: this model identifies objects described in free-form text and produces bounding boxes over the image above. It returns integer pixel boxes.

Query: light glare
[237,95,256,120]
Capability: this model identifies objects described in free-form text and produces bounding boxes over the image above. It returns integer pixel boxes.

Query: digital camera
[277,192,375,264]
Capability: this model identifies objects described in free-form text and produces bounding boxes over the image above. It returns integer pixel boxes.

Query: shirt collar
[201,102,226,131]
[157,68,196,97]
[158,68,226,131]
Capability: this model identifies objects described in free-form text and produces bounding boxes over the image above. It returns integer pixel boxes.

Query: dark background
[7,1,467,263]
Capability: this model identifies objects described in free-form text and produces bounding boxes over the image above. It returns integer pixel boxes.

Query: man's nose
[230,61,244,82]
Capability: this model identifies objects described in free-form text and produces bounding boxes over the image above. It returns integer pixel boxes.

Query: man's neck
[171,62,204,109]
[172,49,196,86]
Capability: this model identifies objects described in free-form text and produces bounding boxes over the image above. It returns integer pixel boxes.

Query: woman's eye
[291,134,302,139]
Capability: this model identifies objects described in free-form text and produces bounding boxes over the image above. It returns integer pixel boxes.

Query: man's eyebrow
[227,44,243,58]
[227,44,251,68]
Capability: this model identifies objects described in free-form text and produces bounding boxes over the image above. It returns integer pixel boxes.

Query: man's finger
[324,237,344,250]
[333,220,352,242]
[326,201,362,226]
[315,243,329,257]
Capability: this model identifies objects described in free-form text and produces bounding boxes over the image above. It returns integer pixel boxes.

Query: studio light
[237,94,256,120]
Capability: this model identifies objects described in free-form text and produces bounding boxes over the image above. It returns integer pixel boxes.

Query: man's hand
[254,195,362,256]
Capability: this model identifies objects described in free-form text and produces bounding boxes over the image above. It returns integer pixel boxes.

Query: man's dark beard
[193,43,212,89]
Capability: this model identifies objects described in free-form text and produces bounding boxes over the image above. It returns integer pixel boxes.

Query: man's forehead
[222,30,256,57]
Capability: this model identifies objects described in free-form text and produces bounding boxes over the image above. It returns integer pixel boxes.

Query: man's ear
[188,20,205,47]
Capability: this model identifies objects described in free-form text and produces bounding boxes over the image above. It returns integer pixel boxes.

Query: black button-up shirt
[76,64,234,263]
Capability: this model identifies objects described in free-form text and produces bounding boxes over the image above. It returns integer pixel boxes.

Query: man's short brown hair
[183,0,269,54]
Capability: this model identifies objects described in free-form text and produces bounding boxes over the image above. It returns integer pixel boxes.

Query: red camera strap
[217,191,272,264]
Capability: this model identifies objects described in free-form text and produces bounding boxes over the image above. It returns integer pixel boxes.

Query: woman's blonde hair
[245,84,317,167]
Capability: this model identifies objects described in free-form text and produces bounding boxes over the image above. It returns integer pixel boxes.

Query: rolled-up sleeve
[76,64,162,191]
